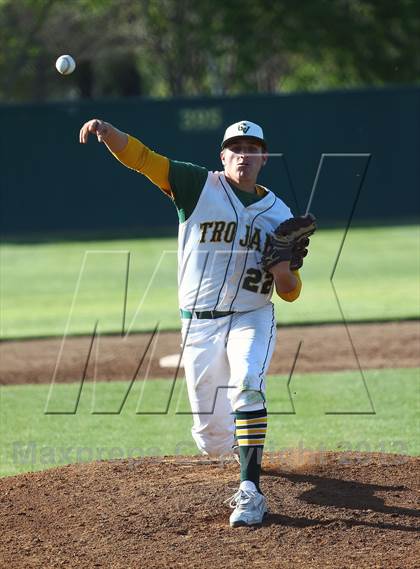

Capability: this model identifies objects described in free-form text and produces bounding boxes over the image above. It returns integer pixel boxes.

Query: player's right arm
[79,119,127,151]
[79,119,171,190]
[79,119,206,221]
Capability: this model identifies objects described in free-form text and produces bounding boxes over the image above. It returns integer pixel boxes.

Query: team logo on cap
[238,122,250,133]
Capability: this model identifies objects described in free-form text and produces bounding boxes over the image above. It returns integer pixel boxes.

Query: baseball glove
[261,213,317,272]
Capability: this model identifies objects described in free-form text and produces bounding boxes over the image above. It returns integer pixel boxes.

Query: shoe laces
[225,488,257,509]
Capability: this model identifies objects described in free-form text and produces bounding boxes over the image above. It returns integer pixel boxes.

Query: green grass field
[1,225,418,477]
[1,225,419,339]
[1,368,418,477]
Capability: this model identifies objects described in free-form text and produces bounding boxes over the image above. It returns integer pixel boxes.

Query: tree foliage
[0,0,418,102]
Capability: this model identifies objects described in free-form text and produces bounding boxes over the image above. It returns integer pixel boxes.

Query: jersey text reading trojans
[199,221,269,252]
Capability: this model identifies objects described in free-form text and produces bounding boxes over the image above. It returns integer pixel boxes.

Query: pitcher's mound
[1,452,419,568]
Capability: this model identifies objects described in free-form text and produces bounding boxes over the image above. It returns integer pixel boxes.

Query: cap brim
[221,136,267,151]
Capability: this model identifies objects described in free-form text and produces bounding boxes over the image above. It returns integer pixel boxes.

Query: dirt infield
[1,322,419,567]
[1,452,419,568]
[1,320,419,385]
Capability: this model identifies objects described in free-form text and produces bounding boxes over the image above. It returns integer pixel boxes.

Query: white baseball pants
[180,303,276,457]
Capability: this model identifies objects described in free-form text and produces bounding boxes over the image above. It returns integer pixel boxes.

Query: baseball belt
[180,309,235,319]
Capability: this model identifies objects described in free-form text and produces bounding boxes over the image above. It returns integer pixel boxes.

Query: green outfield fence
[1,86,419,237]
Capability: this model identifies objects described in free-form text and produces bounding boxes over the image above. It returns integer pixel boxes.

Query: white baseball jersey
[177,170,292,312]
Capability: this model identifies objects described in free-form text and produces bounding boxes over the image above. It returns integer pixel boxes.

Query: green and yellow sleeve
[112,134,172,195]
[278,270,302,302]
[112,135,207,222]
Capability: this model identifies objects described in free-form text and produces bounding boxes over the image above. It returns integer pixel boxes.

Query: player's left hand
[260,213,317,272]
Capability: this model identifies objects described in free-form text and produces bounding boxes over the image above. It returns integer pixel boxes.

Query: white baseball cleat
[227,480,267,527]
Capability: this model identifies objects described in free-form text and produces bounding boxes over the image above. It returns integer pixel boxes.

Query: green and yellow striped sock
[234,408,267,493]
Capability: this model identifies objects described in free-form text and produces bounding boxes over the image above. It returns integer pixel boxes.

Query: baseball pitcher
[79,119,316,527]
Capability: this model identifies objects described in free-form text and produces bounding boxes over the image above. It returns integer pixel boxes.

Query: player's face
[221,140,267,187]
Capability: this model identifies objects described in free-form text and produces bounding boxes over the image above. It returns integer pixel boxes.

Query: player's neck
[225,174,257,194]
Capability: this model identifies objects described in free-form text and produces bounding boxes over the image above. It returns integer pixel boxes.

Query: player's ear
[220,150,226,165]
[262,151,268,167]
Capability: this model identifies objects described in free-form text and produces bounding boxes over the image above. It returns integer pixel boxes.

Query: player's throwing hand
[79,119,128,152]
[79,119,110,144]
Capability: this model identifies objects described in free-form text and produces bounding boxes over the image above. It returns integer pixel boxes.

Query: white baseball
[55,55,76,75]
